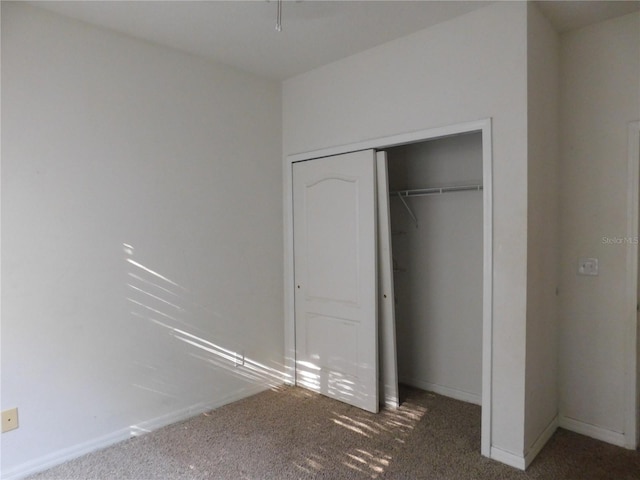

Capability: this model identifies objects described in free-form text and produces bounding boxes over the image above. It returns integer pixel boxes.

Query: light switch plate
[578,257,599,276]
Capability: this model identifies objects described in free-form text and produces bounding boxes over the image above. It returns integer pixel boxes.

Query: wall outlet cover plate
[2,408,19,433]
[578,257,599,276]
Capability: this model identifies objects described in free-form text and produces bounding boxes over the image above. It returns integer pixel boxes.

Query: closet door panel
[377,151,399,408]
[293,150,378,413]
[304,177,359,304]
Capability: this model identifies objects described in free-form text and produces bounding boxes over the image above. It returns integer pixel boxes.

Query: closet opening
[384,132,483,410]
[285,118,493,458]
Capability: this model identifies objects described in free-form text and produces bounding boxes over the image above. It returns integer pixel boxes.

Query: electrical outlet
[2,408,19,433]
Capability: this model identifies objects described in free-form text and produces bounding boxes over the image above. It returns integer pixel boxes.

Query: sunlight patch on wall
[123,242,287,401]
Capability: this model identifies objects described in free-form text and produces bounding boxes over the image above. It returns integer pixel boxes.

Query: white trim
[490,447,526,470]
[1,428,132,480]
[559,415,626,447]
[1,384,271,480]
[481,120,493,458]
[283,149,296,386]
[284,118,494,457]
[489,415,558,471]
[626,120,640,449]
[524,415,558,469]
[401,378,481,406]
[130,383,270,435]
[287,119,492,163]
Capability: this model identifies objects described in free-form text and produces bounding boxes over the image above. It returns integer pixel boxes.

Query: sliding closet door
[377,151,399,408]
[293,150,378,413]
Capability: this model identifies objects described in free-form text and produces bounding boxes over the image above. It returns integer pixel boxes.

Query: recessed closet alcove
[385,132,483,406]
[286,119,493,456]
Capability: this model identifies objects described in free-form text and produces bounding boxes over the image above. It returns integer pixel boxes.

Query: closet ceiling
[30,1,639,81]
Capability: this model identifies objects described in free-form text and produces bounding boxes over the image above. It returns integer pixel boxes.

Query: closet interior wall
[386,132,484,405]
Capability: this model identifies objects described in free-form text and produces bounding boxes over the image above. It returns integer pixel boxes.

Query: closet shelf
[390,183,483,228]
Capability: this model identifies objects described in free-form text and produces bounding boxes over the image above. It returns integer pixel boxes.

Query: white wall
[284,1,529,460]
[1,3,283,477]
[388,134,483,405]
[524,2,560,456]
[559,11,640,443]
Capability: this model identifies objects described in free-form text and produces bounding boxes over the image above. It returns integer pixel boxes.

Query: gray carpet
[28,385,640,479]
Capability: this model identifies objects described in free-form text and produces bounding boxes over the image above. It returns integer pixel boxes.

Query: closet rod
[390,183,483,198]
[390,183,483,228]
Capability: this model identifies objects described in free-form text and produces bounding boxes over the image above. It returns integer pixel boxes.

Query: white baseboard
[131,383,270,435]
[1,427,132,480]
[401,377,482,406]
[1,383,273,480]
[489,415,558,471]
[490,446,526,470]
[524,415,558,469]
[559,414,626,447]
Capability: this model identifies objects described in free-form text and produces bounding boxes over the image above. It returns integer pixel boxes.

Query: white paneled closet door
[293,149,379,413]
[376,151,399,409]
